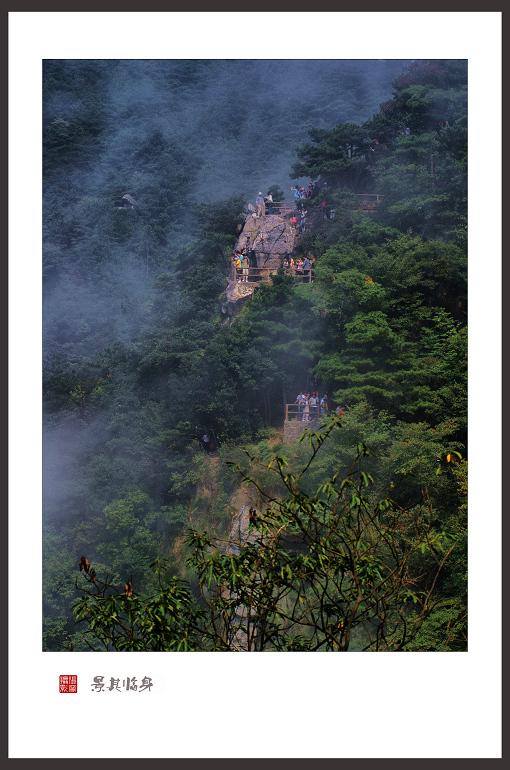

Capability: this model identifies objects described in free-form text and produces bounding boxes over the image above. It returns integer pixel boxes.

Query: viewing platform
[283,403,321,444]
[350,194,383,211]
[230,264,314,284]
[255,194,383,218]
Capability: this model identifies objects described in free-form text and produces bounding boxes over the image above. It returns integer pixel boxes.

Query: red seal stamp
[59,675,77,693]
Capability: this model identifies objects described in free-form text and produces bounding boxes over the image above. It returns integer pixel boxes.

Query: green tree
[72,420,462,651]
[73,559,205,651]
[243,272,324,420]
[266,184,285,202]
[44,59,468,654]
[291,123,373,192]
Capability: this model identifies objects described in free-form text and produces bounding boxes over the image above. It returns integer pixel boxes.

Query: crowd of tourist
[294,392,329,422]
[291,182,327,209]
[232,248,250,283]
[255,191,276,217]
[282,255,314,282]
[254,182,329,218]
[234,185,329,286]
[293,393,346,422]
[232,249,316,285]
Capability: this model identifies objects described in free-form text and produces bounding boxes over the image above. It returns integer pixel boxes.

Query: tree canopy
[73,421,466,652]
[42,59,467,653]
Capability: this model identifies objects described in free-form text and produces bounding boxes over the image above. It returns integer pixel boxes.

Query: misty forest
[43,59,467,652]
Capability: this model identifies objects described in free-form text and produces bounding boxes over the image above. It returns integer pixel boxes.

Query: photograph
[42,56,468,654]
[9,10,502,760]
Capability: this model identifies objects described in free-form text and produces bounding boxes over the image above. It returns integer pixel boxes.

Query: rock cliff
[236,213,295,273]
[222,212,297,318]
[223,280,256,317]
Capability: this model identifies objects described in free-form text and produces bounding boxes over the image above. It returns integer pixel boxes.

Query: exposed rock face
[223,212,297,319]
[236,213,263,250]
[225,500,310,649]
[227,503,256,556]
[252,215,295,271]
[236,214,295,273]
[226,504,259,651]
[223,279,255,317]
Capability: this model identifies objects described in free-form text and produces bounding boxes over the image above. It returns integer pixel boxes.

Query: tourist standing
[309,392,317,421]
[296,391,305,421]
[302,394,311,422]
[256,192,265,217]
[242,251,250,282]
[235,251,243,282]
[302,256,311,282]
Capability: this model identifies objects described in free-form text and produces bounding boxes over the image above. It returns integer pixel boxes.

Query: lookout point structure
[223,194,382,317]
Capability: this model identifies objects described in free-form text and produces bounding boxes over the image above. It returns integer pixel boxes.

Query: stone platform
[283,419,310,444]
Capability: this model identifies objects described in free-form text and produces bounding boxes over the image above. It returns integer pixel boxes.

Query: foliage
[73,559,205,651]
[73,421,461,651]
[291,59,467,243]
[309,230,466,431]
[43,59,467,652]
[291,123,373,192]
[267,184,285,202]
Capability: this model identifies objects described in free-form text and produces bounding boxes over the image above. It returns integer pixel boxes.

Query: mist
[43,58,408,351]
[42,58,413,627]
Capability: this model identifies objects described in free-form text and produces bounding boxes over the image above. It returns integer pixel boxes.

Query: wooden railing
[287,268,313,283]
[258,195,382,217]
[351,194,383,210]
[285,403,322,422]
[231,264,314,284]
[266,200,297,215]
[231,265,273,283]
